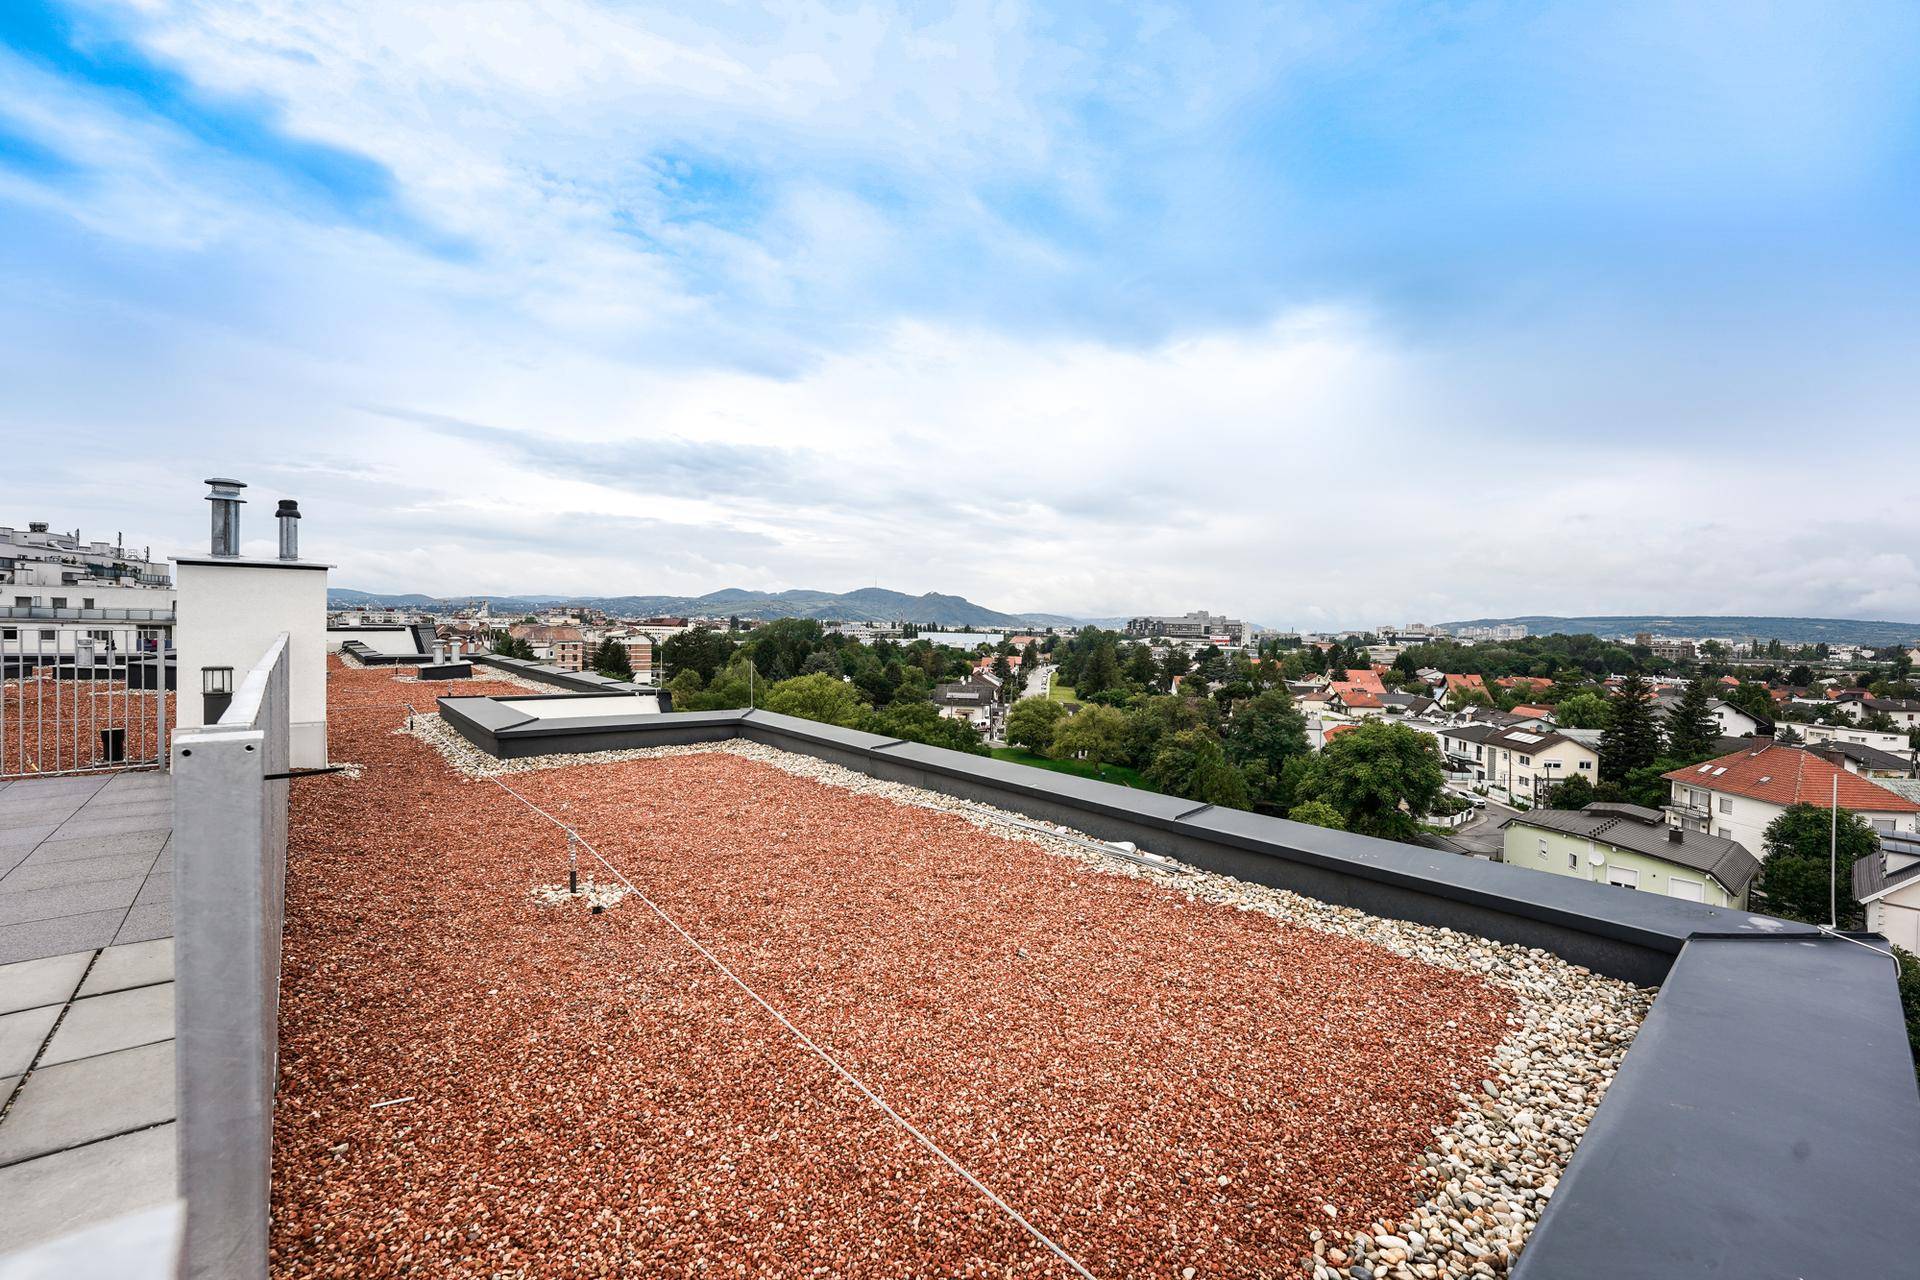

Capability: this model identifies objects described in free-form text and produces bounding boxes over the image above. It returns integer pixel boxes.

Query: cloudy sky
[3,2,1918,628]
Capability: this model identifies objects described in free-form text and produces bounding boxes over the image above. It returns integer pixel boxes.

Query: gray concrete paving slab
[0,877,145,928]
[0,852,158,895]
[39,984,173,1067]
[111,904,172,947]
[0,1041,175,1166]
[46,816,173,841]
[0,1123,177,1254]
[0,912,123,966]
[0,1004,61,1076]
[77,940,170,998]
[0,825,60,851]
[17,831,169,865]
[0,951,91,1015]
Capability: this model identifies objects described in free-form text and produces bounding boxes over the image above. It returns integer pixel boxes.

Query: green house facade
[1499,803,1760,910]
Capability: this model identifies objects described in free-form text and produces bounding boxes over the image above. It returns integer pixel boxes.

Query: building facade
[1664,742,1920,850]
[1,522,173,663]
[1501,804,1760,909]
[1123,611,1246,646]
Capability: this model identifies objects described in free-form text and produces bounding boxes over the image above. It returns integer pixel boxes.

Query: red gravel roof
[1662,743,1920,812]
[275,661,1517,1277]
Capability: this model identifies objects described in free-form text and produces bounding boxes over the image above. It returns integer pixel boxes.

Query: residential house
[932,679,998,729]
[1479,727,1600,802]
[1707,698,1772,738]
[1441,673,1487,701]
[1807,741,1917,780]
[1511,703,1556,721]
[1501,803,1760,908]
[1663,742,1920,851]
[1853,832,1920,951]
[1495,676,1553,695]
[1801,721,1914,756]
[509,624,586,672]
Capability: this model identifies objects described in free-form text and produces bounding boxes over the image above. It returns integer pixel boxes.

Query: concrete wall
[173,558,328,767]
[170,633,291,1280]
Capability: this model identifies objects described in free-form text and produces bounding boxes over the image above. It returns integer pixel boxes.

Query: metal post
[1829,772,1839,928]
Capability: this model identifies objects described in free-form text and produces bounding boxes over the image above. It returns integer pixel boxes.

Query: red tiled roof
[1323,723,1359,740]
[1444,673,1486,693]
[1511,704,1554,717]
[1495,676,1552,691]
[1342,669,1386,693]
[1718,675,1740,686]
[1663,744,1920,813]
[1336,690,1383,709]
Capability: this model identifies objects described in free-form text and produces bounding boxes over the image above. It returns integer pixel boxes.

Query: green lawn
[1046,681,1078,703]
[991,747,1149,789]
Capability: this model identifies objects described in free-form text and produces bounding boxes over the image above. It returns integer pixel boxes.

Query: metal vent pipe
[276,499,301,561]
[205,478,246,556]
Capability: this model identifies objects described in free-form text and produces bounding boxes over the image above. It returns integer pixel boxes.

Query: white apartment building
[1664,742,1920,851]
[1,522,173,663]
[1437,723,1598,802]
[1800,721,1913,755]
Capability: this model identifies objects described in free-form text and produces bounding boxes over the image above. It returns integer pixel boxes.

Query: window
[1608,866,1640,890]
[1578,760,1592,770]
[50,597,66,608]
[13,596,30,607]
[82,597,95,609]
[1666,876,1705,902]
[1519,755,1531,766]
[1873,818,1896,836]
[1538,838,1549,858]
[1718,797,1733,814]
[1568,850,1579,870]
[1,627,14,640]
[39,629,55,641]
[1718,827,1732,839]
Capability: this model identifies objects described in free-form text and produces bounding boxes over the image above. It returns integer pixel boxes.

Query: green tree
[1600,674,1662,782]
[1755,803,1881,926]
[801,651,840,676]
[742,618,825,681]
[660,626,735,683]
[759,673,868,727]
[1539,773,1599,810]
[1224,690,1309,810]
[1554,691,1613,730]
[1146,730,1251,808]
[1664,679,1720,759]
[491,633,535,660]
[1005,698,1069,754]
[866,701,989,755]
[1051,704,1130,765]
[590,638,633,679]
[1078,640,1122,698]
[1294,721,1445,844]
[1125,644,1159,687]
[1286,800,1347,831]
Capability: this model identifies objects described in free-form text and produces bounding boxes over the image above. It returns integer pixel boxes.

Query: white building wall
[174,558,330,767]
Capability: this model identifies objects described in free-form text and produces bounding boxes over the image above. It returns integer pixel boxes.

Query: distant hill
[1441,615,1920,647]
[328,585,1104,628]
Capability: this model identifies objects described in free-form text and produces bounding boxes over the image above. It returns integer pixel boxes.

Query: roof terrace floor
[273,665,1647,1278]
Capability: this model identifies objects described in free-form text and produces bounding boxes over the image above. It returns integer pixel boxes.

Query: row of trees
[1006,691,1451,842]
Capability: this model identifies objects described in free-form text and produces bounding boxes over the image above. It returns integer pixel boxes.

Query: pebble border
[406,712,1652,1280]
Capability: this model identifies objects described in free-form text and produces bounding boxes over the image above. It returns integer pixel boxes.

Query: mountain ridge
[327,585,1117,628]
[1439,614,1920,647]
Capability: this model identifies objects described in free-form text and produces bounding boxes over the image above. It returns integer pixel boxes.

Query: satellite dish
[1588,849,1607,867]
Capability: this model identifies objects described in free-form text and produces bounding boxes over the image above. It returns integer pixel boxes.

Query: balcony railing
[0,605,176,622]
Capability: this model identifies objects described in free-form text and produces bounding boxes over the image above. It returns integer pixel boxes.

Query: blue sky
[2,1,1918,626]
